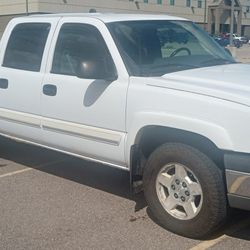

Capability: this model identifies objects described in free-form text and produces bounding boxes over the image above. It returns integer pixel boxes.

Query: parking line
[190,235,227,250]
[190,217,250,250]
[0,159,67,179]
[0,167,33,178]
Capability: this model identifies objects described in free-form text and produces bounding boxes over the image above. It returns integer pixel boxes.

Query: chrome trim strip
[0,107,40,128]
[42,117,123,146]
[0,132,129,171]
[0,108,123,146]
[226,169,250,198]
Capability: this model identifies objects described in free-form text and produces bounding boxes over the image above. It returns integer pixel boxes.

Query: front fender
[125,112,233,167]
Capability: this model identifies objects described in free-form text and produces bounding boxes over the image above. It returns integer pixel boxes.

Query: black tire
[143,143,227,239]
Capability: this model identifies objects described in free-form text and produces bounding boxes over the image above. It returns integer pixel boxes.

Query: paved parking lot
[229,44,250,63]
[0,136,250,249]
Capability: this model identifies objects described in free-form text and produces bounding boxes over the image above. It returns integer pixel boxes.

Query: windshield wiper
[201,58,237,66]
[149,63,199,70]
[140,63,200,76]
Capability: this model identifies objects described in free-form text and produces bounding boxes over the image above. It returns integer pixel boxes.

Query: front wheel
[143,143,227,238]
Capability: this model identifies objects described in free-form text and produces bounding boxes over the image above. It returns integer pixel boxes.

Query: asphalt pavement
[229,44,250,63]
[0,136,250,249]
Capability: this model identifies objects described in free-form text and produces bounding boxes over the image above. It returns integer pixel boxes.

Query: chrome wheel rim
[156,163,203,220]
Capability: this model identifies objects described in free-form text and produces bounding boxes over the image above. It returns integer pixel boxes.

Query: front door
[41,19,128,167]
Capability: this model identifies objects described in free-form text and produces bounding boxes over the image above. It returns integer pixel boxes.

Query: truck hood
[147,63,250,106]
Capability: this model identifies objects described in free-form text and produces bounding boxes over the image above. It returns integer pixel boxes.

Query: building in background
[0,0,250,37]
[208,0,250,36]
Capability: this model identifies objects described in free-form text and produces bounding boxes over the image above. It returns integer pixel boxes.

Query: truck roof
[18,13,188,23]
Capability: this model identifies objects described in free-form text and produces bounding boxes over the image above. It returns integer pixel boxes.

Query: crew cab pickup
[0,13,250,239]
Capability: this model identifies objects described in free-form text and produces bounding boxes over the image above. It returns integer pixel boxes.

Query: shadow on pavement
[146,207,250,241]
[0,136,147,211]
[0,136,249,240]
[223,209,250,241]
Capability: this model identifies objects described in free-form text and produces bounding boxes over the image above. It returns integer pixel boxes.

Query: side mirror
[77,59,117,82]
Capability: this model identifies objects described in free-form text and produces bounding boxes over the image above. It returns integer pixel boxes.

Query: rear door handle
[43,84,57,96]
[0,78,8,89]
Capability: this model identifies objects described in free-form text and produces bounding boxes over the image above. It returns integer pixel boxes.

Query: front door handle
[0,78,8,89]
[43,84,57,96]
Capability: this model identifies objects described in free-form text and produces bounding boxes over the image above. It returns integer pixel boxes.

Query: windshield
[107,20,236,76]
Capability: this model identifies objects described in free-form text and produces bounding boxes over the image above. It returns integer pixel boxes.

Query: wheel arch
[129,124,228,191]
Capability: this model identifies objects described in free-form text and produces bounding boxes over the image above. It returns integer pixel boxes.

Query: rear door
[0,18,58,142]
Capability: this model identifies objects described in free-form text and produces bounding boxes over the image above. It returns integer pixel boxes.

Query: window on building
[144,0,149,3]
[198,0,202,8]
[170,0,175,6]
[3,23,50,72]
[51,23,115,78]
[186,0,191,7]
[157,0,162,4]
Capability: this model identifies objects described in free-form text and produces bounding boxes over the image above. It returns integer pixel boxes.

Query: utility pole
[230,0,234,46]
[204,0,207,30]
[26,0,29,15]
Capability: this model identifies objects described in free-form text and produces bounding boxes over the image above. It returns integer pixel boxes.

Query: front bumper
[224,152,250,210]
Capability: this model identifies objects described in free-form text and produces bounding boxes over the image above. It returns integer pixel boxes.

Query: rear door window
[2,23,51,72]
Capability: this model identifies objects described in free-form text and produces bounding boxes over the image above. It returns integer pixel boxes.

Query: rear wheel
[143,143,227,238]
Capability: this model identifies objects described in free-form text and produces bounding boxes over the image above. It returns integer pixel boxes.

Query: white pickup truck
[0,13,249,238]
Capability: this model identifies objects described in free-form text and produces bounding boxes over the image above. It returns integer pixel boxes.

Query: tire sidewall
[143,143,226,238]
